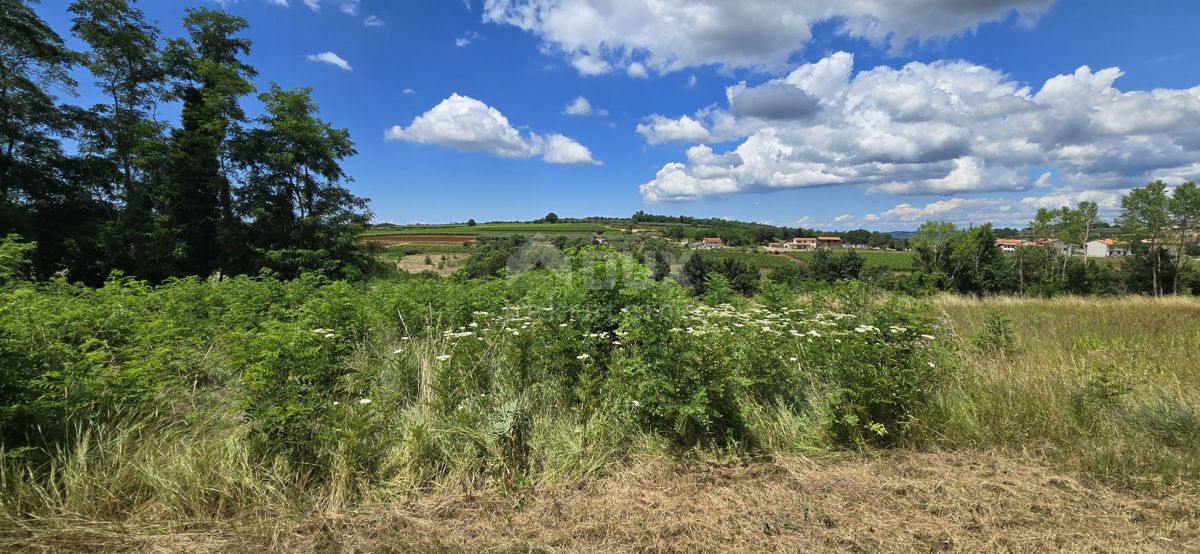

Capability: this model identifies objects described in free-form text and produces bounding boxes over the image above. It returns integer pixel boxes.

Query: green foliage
[972,309,1016,356]
[0,235,36,285]
[809,249,864,283]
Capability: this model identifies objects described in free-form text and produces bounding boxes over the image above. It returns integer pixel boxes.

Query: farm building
[698,237,724,249]
[995,238,1027,253]
[790,237,818,250]
[817,236,843,248]
[1086,239,1130,257]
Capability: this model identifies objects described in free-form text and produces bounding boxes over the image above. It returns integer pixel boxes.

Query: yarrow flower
[358,398,372,405]
[393,348,404,355]
[576,353,591,360]
[436,354,451,361]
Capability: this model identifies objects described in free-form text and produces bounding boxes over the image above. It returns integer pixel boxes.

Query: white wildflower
[393,348,404,355]
[576,353,590,360]
[358,398,372,405]
[436,354,451,361]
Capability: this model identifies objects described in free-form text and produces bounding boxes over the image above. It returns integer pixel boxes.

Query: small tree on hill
[544,212,559,223]
[467,218,477,226]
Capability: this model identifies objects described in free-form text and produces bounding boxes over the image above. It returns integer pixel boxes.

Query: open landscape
[4,0,1200,551]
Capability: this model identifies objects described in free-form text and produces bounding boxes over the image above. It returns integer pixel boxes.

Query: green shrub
[973,309,1016,356]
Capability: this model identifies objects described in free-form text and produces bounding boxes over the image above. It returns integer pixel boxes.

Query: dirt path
[16,450,1200,553]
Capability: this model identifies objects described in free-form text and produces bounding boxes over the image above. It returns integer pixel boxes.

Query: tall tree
[0,0,76,205]
[162,8,256,276]
[69,0,170,277]
[0,0,115,281]
[910,220,956,272]
[1168,182,1200,294]
[1120,181,1171,297]
[234,84,372,278]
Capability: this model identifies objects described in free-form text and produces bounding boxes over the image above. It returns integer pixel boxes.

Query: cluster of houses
[692,236,846,250]
[994,237,1131,258]
[763,236,844,251]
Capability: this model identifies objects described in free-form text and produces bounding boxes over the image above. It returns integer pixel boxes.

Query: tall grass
[916,295,1200,492]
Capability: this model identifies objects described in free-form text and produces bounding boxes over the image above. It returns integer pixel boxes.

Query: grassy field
[364,222,620,237]
[920,295,1200,492]
[787,249,915,270]
[2,273,1198,551]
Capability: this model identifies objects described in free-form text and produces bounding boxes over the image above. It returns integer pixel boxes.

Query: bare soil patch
[393,253,469,276]
[16,450,1199,553]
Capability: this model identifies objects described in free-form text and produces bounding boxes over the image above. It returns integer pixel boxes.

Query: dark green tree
[0,1,114,281]
[70,0,171,278]
[161,8,257,276]
[234,84,372,278]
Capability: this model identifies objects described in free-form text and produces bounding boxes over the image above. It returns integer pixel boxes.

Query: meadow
[788,249,916,270]
[1,247,1198,550]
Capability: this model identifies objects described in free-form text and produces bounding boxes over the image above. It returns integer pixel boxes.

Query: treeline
[1,0,373,285]
[906,181,1200,297]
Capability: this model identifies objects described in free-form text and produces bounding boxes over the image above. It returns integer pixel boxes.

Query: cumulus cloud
[364,15,384,27]
[636,115,712,145]
[638,52,1200,202]
[838,188,1128,228]
[306,51,352,71]
[385,93,599,165]
[482,0,1054,75]
[564,96,592,116]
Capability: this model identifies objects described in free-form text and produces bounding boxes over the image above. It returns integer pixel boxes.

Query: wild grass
[787,249,915,270]
[916,294,1200,492]
[2,266,1198,549]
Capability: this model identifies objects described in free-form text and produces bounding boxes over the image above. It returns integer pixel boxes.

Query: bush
[972,309,1016,356]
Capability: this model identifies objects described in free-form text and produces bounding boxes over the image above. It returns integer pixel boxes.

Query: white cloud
[402,88,417,95]
[570,54,611,76]
[842,188,1127,228]
[306,51,352,71]
[455,31,480,47]
[482,0,1054,75]
[364,15,384,27]
[639,52,1200,202]
[536,133,601,165]
[340,0,360,15]
[564,96,592,116]
[267,0,289,6]
[385,93,599,165]
[626,62,648,79]
[303,0,319,11]
[636,115,711,145]
[686,75,697,88]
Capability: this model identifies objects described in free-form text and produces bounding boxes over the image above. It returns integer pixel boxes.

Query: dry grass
[393,253,470,276]
[920,294,1200,492]
[8,450,1198,553]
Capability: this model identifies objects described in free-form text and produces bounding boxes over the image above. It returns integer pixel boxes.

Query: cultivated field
[364,222,620,237]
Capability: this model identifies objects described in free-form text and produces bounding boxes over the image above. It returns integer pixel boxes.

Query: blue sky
[34,0,1200,230]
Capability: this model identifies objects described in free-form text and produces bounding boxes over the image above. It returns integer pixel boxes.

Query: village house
[1085,238,1130,258]
[790,237,818,250]
[817,236,843,248]
[697,237,724,250]
[995,238,1026,253]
